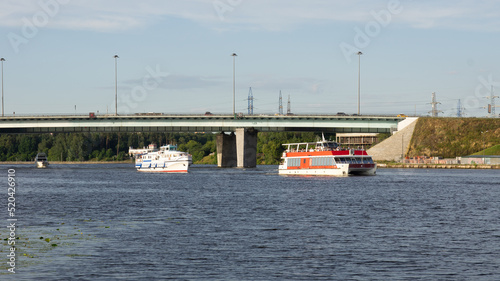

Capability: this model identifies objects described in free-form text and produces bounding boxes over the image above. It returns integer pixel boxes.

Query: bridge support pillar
[236,128,257,168]
[216,132,237,167]
[216,128,258,168]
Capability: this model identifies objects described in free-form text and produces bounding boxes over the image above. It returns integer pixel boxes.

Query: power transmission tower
[486,86,499,118]
[429,92,442,117]
[247,87,254,115]
[279,91,283,115]
[457,99,465,117]
[287,95,291,115]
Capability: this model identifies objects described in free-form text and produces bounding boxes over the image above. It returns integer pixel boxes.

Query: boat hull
[279,140,377,177]
[279,164,376,176]
[135,161,189,173]
[36,161,49,168]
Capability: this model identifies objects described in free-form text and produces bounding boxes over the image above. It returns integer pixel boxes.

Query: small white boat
[131,144,192,173]
[35,153,49,168]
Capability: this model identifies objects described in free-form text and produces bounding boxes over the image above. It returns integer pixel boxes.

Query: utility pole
[401,134,404,162]
[486,86,499,117]
[1,58,5,117]
[429,92,442,117]
[357,51,362,115]
[279,91,283,115]
[457,99,464,117]
[287,95,291,115]
[114,54,119,116]
[247,87,254,115]
[231,53,237,118]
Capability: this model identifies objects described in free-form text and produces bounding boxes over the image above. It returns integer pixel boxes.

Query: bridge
[0,114,403,168]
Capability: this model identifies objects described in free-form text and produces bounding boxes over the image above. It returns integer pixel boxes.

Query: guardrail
[0,113,413,118]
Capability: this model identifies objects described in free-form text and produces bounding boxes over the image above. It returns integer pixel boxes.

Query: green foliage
[197,154,217,165]
[0,131,327,164]
[257,132,317,165]
[471,144,500,156]
[377,133,391,143]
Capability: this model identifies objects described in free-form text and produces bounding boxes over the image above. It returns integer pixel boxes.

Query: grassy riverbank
[378,163,500,169]
[407,117,500,158]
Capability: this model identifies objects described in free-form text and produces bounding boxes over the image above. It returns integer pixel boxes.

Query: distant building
[336,133,379,149]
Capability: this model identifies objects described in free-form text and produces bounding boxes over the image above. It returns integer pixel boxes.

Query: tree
[18,135,37,160]
[48,134,67,161]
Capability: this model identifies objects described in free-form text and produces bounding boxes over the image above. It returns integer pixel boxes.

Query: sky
[1,0,500,117]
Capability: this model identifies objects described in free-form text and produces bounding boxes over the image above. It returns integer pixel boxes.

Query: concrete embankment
[367,118,418,162]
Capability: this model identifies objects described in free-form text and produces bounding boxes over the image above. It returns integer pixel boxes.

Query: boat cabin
[283,141,342,153]
[160,145,178,151]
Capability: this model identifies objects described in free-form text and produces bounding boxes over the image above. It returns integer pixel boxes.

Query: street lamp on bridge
[357,51,362,115]
[1,58,5,117]
[114,54,119,116]
[231,53,237,118]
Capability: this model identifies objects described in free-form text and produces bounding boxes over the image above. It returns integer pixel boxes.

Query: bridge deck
[0,115,403,134]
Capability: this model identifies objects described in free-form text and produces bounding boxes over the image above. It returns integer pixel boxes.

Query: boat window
[326,142,339,149]
[310,157,336,166]
[288,158,301,167]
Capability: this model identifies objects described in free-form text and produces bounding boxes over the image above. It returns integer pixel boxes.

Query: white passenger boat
[35,152,49,168]
[128,143,159,157]
[132,144,192,173]
[278,138,376,176]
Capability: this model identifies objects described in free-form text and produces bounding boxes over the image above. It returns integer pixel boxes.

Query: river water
[1,164,500,280]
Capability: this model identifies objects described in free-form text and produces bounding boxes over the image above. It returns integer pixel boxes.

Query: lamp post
[231,53,237,118]
[357,51,362,115]
[1,58,5,117]
[114,54,119,116]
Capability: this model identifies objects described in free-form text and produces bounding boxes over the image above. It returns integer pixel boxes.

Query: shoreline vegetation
[377,163,500,169]
[407,118,500,158]
[1,124,498,168]
[0,160,134,165]
[0,132,319,165]
[2,161,499,170]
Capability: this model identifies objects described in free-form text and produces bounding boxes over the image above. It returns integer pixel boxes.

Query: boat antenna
[322,132,326,142]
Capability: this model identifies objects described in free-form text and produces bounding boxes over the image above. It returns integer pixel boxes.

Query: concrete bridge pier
[216,128,258,168]
[236,128,258,168]
[216,132,237,168]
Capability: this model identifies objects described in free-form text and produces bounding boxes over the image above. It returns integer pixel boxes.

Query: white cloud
[123,74,225,90]
[1,0,500,32]
[247,74,324,94]
[397,2,500,31]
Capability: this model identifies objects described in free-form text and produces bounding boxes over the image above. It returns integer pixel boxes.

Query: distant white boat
[35,153,49,168]
[131,144,192,173]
